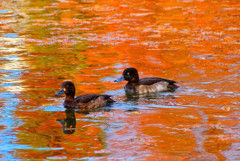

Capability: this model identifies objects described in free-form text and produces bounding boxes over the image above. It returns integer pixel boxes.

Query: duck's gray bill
[55,88,65,96]
[114,76,124,82]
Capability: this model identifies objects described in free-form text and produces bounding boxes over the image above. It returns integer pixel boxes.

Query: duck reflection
[57,108,76,134]
[125,92,140,103]
[123,91,177,113]
[57,107,112,134]
[125,91,176,104]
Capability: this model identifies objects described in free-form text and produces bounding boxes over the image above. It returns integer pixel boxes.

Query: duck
[55,81,114,109]
[114,68,178,94]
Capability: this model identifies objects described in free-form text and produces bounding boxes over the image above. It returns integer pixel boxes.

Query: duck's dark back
[139,77,177,85]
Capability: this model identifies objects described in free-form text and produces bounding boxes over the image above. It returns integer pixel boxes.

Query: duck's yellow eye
[63,88,66,91]
[127,72,130,75]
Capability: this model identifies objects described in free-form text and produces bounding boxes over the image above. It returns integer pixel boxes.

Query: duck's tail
[167,82,179,91]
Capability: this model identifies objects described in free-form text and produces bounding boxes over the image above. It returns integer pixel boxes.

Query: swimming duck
[55,81,114,109]
[114,68,178,94]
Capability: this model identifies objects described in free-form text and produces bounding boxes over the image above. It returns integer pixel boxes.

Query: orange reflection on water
[0,0,239,160]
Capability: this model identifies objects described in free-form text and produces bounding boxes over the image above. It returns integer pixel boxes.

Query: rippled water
[0,0,240,160]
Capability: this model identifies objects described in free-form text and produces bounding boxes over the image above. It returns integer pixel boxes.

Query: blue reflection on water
[1,33,18,38]
[0,96,20,160]
[0,9,11,14]
[0,54,22,159]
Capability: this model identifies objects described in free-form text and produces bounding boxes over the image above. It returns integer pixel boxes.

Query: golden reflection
[13,110,109,159]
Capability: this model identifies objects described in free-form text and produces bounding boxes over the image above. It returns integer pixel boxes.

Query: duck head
[55,81,76,98]
[114,68,139,83]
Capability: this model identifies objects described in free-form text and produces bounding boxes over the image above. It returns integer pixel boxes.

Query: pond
[0,0,239,160]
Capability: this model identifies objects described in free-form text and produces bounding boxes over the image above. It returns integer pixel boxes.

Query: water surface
[0,0,240,160]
